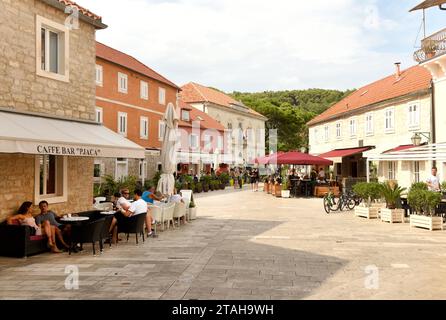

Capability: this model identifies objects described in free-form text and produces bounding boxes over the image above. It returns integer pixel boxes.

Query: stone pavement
[1,188,446,300]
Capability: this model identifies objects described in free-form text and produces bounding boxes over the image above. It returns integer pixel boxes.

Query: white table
[60,217,90,222]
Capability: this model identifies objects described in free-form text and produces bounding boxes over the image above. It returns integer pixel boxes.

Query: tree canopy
[230,89,353,152]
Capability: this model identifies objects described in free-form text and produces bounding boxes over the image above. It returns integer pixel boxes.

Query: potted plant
[441,182,446,198]
[380,182,407,224]
[408,188,443,231]
[281,179,290,198]
[422,39,438,59]
[274,177,282,198]
[264,177,270,193]
[189,198,197,220]
[195,182,203,193]
[353,182,384,219]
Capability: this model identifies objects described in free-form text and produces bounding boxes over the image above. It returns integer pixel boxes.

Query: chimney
[395,62,401,79]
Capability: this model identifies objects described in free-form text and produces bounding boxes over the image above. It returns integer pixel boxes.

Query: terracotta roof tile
[56,0,102,21]
[307,65,432,126]
[178,100,225,131]
[96,42,180,90]
[181,82,267,120]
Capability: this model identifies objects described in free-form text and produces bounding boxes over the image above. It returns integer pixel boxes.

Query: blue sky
[81,0,446,92]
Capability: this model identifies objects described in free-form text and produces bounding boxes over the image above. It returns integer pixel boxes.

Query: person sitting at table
[116,188,132,211]
[36,201,70,250]
[7,202,61,253]
[318,168,326,182]
[142,186,163,205]
[112,192,121,210]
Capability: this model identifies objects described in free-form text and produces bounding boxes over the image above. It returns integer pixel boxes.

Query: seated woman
[7,202,61,253]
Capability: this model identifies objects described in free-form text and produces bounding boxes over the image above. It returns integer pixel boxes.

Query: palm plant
[381,182,406,210]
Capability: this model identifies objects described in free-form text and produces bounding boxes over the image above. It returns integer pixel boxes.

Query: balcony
[414,28,446,63]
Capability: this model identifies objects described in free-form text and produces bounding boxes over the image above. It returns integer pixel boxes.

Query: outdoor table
[60,217,91,253]
[100,211,116,216]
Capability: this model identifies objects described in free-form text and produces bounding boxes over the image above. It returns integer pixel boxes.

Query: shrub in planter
[195,182,203,193]
[408,188,443,230]
[441,182,446,197]
[353,182,382,207]
[380,182,406,223]
[203,183,210,192]
[219,173,230,186]
[411,182,428,191]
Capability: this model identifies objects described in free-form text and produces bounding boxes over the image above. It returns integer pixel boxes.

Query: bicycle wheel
[346,198,356,211]
[323,197,331,214]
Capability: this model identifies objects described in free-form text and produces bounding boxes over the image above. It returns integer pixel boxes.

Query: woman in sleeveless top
[7,202,61,253]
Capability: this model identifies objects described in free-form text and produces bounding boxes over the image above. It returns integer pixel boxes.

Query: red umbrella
[275,151,333,166]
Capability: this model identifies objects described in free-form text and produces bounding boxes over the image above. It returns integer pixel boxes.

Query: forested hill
[230,89,353,152]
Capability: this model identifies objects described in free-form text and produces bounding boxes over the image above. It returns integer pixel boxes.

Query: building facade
[94,42,181,184]
[308,65,433,189]
[177,100,226,175]
[0,0,143,221]
[181,82,267,166]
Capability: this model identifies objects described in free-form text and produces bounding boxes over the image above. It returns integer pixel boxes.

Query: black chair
[99,215,115,251]
[117,213,146,245]
[69,218,105,256]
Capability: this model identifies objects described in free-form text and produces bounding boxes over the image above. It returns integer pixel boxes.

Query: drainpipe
[431,80,437,168]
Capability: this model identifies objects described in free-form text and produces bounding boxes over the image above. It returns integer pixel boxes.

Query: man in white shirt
[318,168,326,181]
[116,188,131,211]
[427,167,441,192]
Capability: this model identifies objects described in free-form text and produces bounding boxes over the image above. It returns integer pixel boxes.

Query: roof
[318,147,375,159]
[410,0,446,11]
[96,42,180,90]
[307,65,432,126]
[181,82,267,120]
[178,100,225,131]
[40,0,107,29]
[383,145,418,154]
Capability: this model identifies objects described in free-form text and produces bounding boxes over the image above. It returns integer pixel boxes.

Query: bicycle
[323,190,345,214]
[342,190,360,211]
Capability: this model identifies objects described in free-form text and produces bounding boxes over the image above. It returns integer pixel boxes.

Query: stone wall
[0,154,94,222]
[0,0,96,121]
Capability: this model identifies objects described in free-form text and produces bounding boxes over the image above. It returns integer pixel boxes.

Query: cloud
[79,0,416,92]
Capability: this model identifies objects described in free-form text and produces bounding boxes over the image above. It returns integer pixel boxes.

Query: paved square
[1,188,446,300]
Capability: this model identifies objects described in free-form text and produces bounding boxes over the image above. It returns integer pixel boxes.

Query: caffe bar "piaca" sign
[37,145,101,157]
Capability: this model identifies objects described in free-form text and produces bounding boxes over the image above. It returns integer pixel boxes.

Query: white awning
[367,143,446,161]
[0,111,145,159]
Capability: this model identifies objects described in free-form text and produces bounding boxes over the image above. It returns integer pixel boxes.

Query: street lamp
[411,132,431,146]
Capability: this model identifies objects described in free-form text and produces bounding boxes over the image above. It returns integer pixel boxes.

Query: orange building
[94,42,181,183]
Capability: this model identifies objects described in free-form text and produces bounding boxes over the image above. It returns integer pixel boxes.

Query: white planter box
[355,206,380,219]
[380,208,405,224]
[410,215,444,231]
[189,207,197,220]
[281,190,290,198]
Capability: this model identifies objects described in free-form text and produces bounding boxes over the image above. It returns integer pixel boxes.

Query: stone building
[94,42,181,185]
[0,0,144,221]
[181,82,267,166]
[307,64,433,189]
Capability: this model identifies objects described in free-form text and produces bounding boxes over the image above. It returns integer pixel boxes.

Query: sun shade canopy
[0,111,145,159]
[410,0,446,11]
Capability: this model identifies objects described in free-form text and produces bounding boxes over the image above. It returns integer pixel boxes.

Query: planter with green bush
[380,182,407,224]
[353,182,385,219]
[281,178,290,198]
[408,186,443,231]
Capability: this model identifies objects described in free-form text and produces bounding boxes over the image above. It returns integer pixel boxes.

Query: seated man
[108,188,132,243]
[36,201,70,250]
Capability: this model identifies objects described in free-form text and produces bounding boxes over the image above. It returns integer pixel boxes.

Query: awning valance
[318,146,375,163]
[0,111,145,159]
[368,143,446,161]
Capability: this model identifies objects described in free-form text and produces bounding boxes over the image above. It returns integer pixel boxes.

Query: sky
[80,0,446,92]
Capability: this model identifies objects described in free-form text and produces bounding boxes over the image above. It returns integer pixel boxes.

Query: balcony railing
[414,27,446,63]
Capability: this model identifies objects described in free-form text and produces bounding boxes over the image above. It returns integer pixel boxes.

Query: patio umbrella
[157,103,179,196]
[275,151,333,166]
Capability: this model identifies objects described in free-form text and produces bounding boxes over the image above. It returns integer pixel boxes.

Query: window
[388,162,397,180]
[314,128,319,143]
[408,103,420,129]
[350,118,357,137]
[365,113,374,135]
[36,16,69,82]
[324,126,329,141]
[95,65,103,86]
[140,81,149,100]
[181,109,190,122]
[115,158,128,181]
[34,155,67,204]
[140,117,149,139]
[189,134,199,149]
[158,120,166,141]
[413,161,420,183]
[118,73,128,94]
[204,135,212,150]
[93,161,104,180]
[385,108,395,132]
[336,123,342,139]
[159,88,166,105]
[118,112,127,136]
[139,160,147,180]
[217,135,224,150]
[95,107,103,124]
